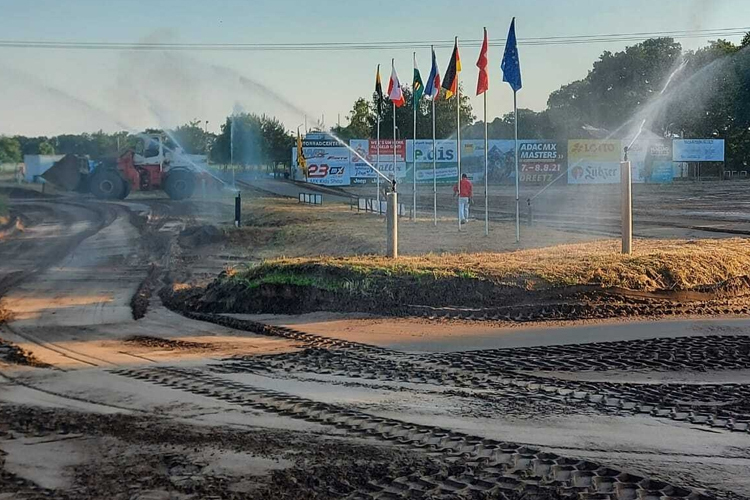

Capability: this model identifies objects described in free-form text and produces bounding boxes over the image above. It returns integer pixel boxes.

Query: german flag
[441,37,462,99]
[375,64,384,114]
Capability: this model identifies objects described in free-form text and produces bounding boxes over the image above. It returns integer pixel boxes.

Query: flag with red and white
[388,61,405,108]
[476,27,489,95]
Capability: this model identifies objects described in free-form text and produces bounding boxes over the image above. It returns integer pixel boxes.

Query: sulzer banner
[567,140,622,184]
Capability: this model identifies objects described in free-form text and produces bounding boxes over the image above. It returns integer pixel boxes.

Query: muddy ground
[0,181,749,499]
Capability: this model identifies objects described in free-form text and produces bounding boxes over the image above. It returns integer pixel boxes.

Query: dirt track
[0,184,749,499]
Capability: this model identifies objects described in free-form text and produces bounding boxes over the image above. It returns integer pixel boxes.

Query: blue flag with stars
[501,18,522,92]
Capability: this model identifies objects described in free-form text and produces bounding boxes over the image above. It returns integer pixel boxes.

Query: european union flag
[501,18,522,92]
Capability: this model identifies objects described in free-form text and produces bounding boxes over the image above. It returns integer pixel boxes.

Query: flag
[413,54,424,105]
[501,18,522,92]
[442,37,462,99]
[388,61,405,108]
[424,46,441,100]
[476,27,489,95]
[375,64,384,113]
[296,128,307,178]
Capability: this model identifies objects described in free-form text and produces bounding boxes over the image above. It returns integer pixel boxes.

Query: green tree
[0,136,22,163]
[332,98,376,140]
[369,84,474,141]
[172,119,211,155]
[547,37,683,136]
[210,113,292,166]
[38,140,55,155]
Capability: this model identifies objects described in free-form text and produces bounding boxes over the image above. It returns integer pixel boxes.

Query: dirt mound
[124,335,214,350]
[178,225,225,248]
[164,260,750,322]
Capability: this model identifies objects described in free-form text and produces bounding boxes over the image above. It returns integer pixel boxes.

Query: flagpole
[456,40,462,231]
[432,97,437,226]
[412,52,417,221]
[514,89,520,243]
[484,91,489,236]
[393,100,397,188]
[377,109,381,206]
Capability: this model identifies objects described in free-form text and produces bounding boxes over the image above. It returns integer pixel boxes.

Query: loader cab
[134,134,165,170]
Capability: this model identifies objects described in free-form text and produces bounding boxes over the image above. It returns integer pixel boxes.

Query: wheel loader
[42,135,209,200]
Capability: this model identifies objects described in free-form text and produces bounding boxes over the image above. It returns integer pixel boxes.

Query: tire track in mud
[110,366,720,500]
[215,346,750,434]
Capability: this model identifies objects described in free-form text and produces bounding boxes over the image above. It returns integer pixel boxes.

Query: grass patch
[231,238,750,292]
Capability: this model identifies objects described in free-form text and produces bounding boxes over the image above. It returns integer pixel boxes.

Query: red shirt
[453,178,473,197]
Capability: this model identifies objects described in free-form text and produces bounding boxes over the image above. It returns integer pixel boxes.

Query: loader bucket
[42,154,89,191]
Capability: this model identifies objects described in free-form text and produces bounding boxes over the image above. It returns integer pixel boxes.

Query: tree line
[0,114,294,167]
[333,34,750,168]
[2,34,748,168]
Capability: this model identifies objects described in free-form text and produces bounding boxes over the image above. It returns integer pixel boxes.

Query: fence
[352,197,408,217]
[299,192,323,205]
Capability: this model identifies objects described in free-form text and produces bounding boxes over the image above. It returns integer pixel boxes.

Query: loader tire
[119,181,131,200]
[164,170,195,200]
[89,169,125,200]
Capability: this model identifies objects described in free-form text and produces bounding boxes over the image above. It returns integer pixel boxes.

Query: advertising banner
[672,139,725,162]
[292,147,351,186]
[567,140,621,184]
[519,141,565,184]
[350,139,407,183]
[627,140,673,183]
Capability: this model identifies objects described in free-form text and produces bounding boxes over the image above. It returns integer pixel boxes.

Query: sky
[0,0,748,137]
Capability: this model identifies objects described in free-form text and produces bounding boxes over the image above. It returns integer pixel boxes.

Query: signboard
[292,147,351,186]
[672,139,725,162]
[627,140,673,183]
[567,140,621,184]
[519,141,565,184]
[349,139,407,183]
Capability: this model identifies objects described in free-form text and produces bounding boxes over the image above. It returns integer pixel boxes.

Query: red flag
[388,61,405,108]
[476,27,489,95]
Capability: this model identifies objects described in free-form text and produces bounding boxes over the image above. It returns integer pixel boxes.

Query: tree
[38,140,55,155]
[260,115,294,165]
[172,119,211,155]
[331,98,375,140]
[0,136,22,163]
[369,84,474,141]
[209,112,293,166]
[546,38,683,137]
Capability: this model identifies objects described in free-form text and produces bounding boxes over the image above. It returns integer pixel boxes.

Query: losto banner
[567,140,622,184]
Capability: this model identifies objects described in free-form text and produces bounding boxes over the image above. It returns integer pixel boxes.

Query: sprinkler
[234,189,241,227]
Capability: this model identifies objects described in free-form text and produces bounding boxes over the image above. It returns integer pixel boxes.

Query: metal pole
[514,90,520,243]
[386,191,398,258]
[456,67,462,231]
[234,190,241,227]
[621,160,632,254]
[393,101,397,190]
[376,112,381,205]
[483,91,489,236]
[413,52,417,222]
[432,97,437,226]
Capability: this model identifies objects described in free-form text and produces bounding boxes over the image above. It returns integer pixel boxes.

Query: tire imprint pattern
[110,366,717,500]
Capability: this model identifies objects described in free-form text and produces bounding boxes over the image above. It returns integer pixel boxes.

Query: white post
[621,160,632,254]
[484,91,489,236]
[432,98,437,226]
[514,90,520,243]
[386,191,398,258]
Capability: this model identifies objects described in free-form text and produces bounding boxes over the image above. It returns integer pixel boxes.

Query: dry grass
[236,196,598,258]
[263,239,750,291]
[230,196,750,291]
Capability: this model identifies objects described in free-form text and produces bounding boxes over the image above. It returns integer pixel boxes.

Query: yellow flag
[296,130,308,178]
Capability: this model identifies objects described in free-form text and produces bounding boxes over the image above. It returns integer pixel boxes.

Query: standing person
[453,173,473,224]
